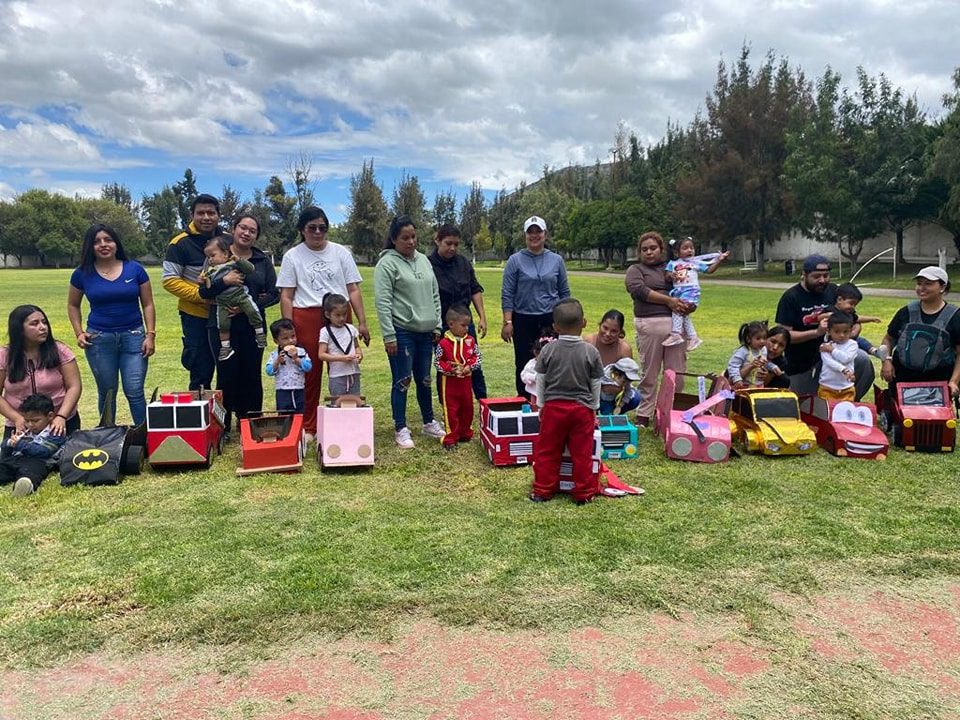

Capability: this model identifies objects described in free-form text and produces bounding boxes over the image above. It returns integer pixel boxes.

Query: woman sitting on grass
[0,305,82,455]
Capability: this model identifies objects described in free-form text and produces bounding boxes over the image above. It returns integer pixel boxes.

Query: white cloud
[0,0,956,194]
[47,182,104,199]
[0,119,105,168]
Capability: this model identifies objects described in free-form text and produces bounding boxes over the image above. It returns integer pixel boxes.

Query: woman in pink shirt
[0,305,82,455]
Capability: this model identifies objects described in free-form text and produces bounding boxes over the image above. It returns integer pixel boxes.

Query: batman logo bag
[60,426,126,486]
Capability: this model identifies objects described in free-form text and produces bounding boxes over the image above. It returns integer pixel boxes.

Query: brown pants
[634,315,687,419]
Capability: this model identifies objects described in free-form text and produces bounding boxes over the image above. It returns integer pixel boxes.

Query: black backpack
[895,301,958,372]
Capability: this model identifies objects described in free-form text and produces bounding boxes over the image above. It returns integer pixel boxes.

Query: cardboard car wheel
[121,445,145,475]
[878,410,891,433]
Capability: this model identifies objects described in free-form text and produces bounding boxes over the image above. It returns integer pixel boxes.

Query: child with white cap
[599,357,642,415]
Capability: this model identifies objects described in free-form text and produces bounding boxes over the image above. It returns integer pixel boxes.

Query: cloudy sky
[1,0,956,223]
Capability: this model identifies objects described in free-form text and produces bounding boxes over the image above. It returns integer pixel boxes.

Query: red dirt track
[4,583,960,719]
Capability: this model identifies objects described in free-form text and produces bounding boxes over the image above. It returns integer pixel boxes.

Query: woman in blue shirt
[67,224,156,425]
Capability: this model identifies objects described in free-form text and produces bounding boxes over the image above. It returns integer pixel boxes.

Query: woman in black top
[428,224,488,399]
[880,266,960,397]
[199,215,279,432]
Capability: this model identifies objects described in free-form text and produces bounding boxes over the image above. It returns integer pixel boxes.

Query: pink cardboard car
[655,369,733,463]
[316,396,375,468]
[798,395,889,460]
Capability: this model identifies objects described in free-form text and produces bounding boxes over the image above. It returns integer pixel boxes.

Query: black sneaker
[218,345,235,361]
[255,332,267,349]
[528,493,551,503]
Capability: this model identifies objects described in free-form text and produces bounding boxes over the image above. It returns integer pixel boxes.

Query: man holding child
[775,255,875,399]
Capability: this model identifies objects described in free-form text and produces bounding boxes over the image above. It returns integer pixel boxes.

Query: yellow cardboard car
[728,388,817,456]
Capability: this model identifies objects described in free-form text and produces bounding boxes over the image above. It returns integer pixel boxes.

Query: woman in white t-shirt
[276,206,370,439]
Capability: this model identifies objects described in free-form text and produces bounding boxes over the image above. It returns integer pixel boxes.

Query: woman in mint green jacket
[374,216,444,449]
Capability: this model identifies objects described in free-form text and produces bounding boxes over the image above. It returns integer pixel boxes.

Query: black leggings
[512,312,554,398]
[213,319,265,432]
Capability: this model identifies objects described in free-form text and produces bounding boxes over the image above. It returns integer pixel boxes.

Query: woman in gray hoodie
[374,216,444,449]
[500,216,570,398]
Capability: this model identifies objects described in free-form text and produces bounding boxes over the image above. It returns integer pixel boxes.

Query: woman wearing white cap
[879,266,960,397]
[500,216,570,398]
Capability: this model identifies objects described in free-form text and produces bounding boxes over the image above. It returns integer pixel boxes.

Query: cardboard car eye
[831,401,857,424]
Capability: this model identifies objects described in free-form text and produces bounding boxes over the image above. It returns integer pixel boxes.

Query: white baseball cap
[523,216,547,233]
[915,266,949,284]
[611,358,642,381]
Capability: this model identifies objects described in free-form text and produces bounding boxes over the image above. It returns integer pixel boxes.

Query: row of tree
[2,48,959,270]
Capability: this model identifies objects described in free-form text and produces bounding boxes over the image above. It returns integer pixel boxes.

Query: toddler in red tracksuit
[434,305,482,448]
[530,298,604,505]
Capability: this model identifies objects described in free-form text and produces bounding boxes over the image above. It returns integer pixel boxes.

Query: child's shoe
[218,345,235,361]
[574,497,593,506]
[421,420,445,438]
[528,492,552,503]
[12,477,34,497]
[662,333,685,347]
[871,345,889,361]
[686,335,703,351]
[255,330,267,349]
[395,427,415,449]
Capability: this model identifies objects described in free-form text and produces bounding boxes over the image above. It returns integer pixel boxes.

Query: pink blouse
[0,341,77,426]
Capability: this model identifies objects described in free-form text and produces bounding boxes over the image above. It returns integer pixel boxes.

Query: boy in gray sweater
[530,298,604,505]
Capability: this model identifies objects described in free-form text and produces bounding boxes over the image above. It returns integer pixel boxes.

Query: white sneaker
[395,427,415,449]
[873,346,889,361]
[12,477,34,497]
[686,335,703,351]
[421,420,445,438]
[662,333,685,347]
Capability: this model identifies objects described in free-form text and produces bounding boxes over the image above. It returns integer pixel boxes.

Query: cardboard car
[728,387,817,456]
[146,390,226,468]
[60,393,147,486]
[316,395,374,468]
[479,397,540,466]
[655,369,733,463]
[798,395,888,460]
[874,381,957,452]
[597,415,639,460]
[237,413,306,475]
[557,428,644,497]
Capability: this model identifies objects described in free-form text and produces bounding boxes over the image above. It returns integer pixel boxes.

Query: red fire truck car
[146,390,226,468]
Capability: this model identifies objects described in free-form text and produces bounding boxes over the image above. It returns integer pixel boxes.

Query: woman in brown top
[624,231,695,425]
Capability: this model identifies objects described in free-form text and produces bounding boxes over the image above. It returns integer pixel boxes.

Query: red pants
[291,306,324,434]
[439,374,474,446]
[533,400,598,502]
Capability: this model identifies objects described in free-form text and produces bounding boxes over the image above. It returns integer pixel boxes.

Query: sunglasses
[305,224,328,234]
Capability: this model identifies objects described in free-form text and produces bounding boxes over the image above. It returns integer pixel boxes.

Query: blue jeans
[276,388,305,414]
[388,328,436,431]
[85,326,148,425]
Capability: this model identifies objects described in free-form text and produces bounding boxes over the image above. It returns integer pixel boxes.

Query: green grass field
[1,265,957,683]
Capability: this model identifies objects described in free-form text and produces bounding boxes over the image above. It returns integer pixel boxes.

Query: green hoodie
[374,248,442,342]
